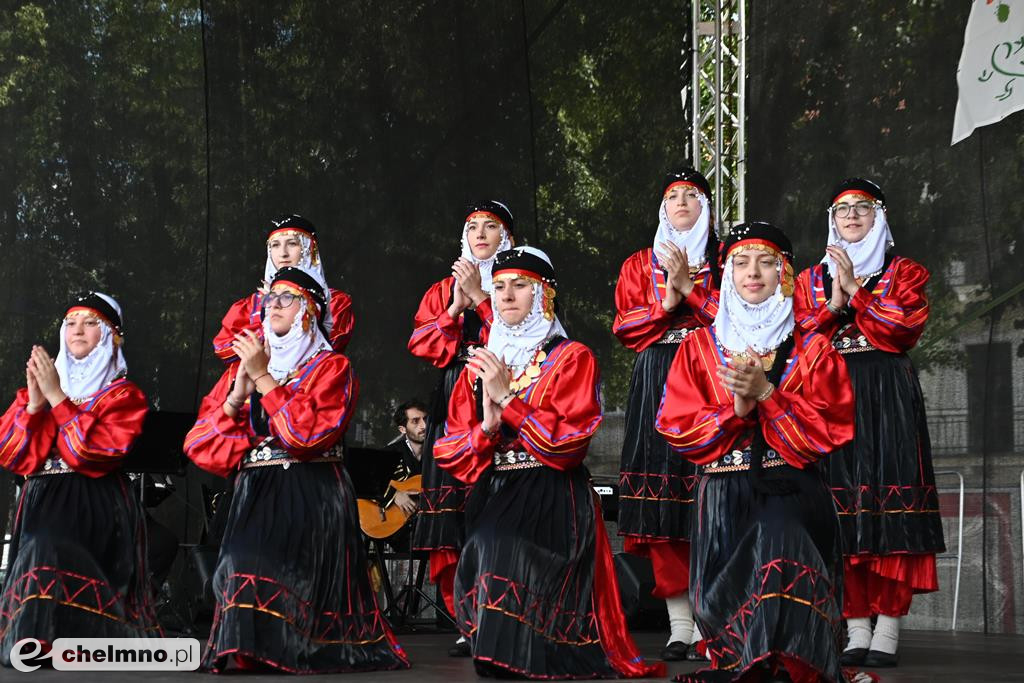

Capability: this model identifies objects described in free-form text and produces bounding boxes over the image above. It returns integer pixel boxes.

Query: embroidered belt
[492,450,544,472]
[703,448,785,474]
[834,334,879,354]
[241,444,343,470]
[833,324,878,354]
[655,328,694,345]
[29,455,74,477]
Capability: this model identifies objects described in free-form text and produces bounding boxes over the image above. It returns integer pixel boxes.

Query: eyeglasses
[264,292,299,308]
[831,201,878,218]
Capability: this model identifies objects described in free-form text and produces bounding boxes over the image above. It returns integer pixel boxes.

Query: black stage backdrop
[0,1,1021,633]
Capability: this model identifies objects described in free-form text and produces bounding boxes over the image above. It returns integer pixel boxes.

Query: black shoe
[661,640,689,661]
[839,647,869,666]
[863,649,898,668]
[685,642,708,661]
[448,639,472,657]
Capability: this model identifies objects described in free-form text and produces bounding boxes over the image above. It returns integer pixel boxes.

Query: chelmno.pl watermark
[10,637,201,672]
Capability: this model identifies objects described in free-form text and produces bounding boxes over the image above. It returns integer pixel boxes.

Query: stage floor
[12,629,1023,681]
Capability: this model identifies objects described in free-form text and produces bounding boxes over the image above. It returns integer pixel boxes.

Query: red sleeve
[328,289,355,353]
[260,353,358,458]
[50,381,148,478]
[0,389,58,476]
[850,258,930,353]
[432,369,498,484]
[408,278,466,368]
[497,342,602,470]
[794,266,842,339]
[758,334,855,468]
[213,295,261,363]
[613,251,675,352]
[184,365,254,477]
[683,274,720,327]
[655,330,757,463]
[474,297,495,329]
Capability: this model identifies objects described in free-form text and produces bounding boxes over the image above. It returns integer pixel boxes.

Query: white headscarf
[263,228,335,335]
[653,191,711,269]
[263,291,332,382]
[55,292,128,401]
[822,205,894,278]
[486,247,568,373]
[460,203,514,293]
[713,250,794,355]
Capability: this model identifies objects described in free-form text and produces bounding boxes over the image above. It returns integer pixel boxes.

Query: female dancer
[794,178,943,668]
[0,293,157,664]
[185,268,407,673]
[213,214,354,361]
[434,246,663,679]
[407,200,513,656]
[657,223,860,682]
[613,166,720,659]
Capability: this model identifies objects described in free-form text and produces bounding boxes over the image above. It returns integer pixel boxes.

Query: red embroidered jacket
[184,351,357,478]
[655,328,854,469]
[613,248,719,352]
[433,339,602,484]
[408,276,495,368]
[794,256,929,353]
[0,379,148,478]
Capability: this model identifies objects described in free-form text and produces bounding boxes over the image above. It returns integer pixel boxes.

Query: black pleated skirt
[456,465,618,679]
[827,351,946,556]
[690,468,845,682]
[203,461,409,673]
[0,472,160,666]
[618,343,698,540]
[413,360,472,552]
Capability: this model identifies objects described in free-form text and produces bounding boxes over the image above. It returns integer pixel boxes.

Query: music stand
[123,411,197,634]
[345,446,454,629]
[390,515,456,630]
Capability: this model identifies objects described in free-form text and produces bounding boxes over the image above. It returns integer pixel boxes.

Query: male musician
[382,399,427,516]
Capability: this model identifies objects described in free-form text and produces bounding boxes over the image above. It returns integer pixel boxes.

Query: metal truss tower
[681,0,746,232]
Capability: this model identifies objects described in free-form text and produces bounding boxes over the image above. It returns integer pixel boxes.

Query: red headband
[832,189,877,205]
[465,211,505,227]
[663,180,703,197]
[267,226,315,242]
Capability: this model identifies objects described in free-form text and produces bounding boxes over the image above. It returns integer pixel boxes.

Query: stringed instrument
[357,475,422,539]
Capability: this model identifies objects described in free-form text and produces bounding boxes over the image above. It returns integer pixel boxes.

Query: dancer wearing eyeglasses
[794,178,944,668]
[185,268,408,673]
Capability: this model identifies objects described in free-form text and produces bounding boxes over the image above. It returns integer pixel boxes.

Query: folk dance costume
[213,214,354,362]
[407,201,513,628]
[656,224,861,683]
[795,179,944,668]
[185,268,407,673]
[613,167,720,659]
[434,247,664,680]
[0,294,158,665]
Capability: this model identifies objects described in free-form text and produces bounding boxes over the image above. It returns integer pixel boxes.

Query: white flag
[952,1,1024,145]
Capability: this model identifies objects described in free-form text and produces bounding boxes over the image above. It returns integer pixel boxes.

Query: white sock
[665,594,694,645]
[691,623,702,644]
[845,617,872,651]
[870,615,900,655]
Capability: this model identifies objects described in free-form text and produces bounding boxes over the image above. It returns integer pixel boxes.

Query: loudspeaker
[613,552,668,629]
